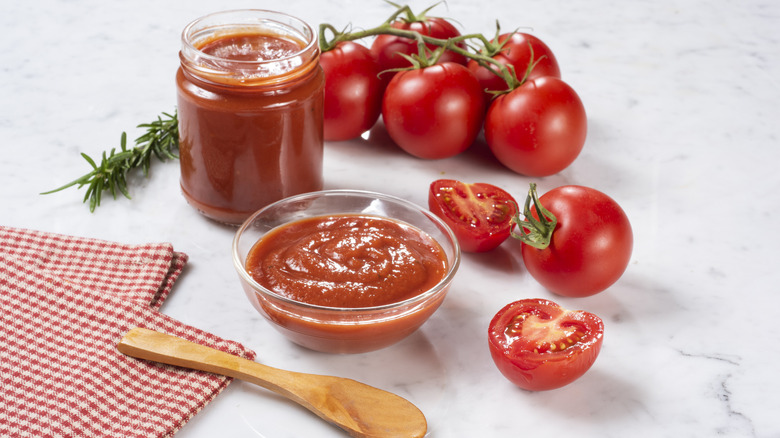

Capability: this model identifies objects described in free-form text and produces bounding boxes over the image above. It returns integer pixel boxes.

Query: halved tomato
[488,298,604,391]
[428,179,517,253]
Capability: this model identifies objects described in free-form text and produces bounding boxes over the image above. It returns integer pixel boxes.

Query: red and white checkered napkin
[0,225,256,437]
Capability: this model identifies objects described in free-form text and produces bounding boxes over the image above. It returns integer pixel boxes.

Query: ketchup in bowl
[245,214,449,308]
[233,190,460,353]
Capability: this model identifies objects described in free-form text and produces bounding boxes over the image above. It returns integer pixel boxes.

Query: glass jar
[176,10,324,225]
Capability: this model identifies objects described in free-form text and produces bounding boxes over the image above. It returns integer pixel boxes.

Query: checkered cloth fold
[0,225,255,437]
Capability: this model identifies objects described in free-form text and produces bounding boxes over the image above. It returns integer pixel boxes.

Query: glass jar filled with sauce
[177,10,324,224]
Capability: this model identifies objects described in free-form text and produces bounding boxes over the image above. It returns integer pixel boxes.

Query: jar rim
[180,9,319,78]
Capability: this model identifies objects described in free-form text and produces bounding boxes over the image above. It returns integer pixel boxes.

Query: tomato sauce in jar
[177,10,324,224]
[245,214,449,308]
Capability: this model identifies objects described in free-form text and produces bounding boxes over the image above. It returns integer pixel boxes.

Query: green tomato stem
[510,183,558,249]
[317,4,520,90]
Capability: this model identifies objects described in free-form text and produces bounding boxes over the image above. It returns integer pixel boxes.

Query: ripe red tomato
[485,76,587,177]
[428,179,518,253]
[382,63,485,159]
[488,298,604,391]
[520,185,633,297]
[468,32,561,97]
[370,17,467,73]
[321,41,385,141]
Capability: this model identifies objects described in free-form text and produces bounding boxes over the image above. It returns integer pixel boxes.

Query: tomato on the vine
[382,62,485,159]
[514,184,633,297]
[485,76,587,177]
[370,16,467,73]
[428,179,517,253]
[321,41,385,141]
[468,32,561,98]
[488,298,604,391]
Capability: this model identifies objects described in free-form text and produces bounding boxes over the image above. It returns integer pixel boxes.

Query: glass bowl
[232,189,460,353]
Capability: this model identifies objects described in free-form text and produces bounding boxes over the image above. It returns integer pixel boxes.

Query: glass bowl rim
[232,189,461,314]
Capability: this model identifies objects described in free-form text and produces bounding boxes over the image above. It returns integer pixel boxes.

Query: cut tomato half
[488,298,604,391]
[428,179,517,253]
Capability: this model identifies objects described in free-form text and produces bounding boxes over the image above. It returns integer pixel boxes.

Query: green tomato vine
[318,2,543,91]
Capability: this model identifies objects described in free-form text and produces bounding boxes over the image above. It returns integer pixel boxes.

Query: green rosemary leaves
[42,111,179,212]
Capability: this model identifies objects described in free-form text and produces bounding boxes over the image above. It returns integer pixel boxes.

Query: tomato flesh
[428,179,517,253]
[504,310,586,354]
[489,299,604,391]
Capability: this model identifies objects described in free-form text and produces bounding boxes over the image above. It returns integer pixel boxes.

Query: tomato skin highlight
[488,298,604,391]
[522,185,633,297]
[321,42,385,141]
[370,17,467,75]
[382,63,485,159]
[485,76,587,177]
[467,32,561,98]
[428,179,518,253]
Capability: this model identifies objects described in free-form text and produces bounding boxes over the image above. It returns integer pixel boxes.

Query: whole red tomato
[370,17,467,73]
[488,298,604,391]
[382,63,485,159]
[468,32,561,98]
[428,179,517,253]
[485,76,587,177]
[321,41,384,141]
[518,185,633,297]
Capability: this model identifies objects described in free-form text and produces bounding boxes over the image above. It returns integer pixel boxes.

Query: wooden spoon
[117,327,427,438]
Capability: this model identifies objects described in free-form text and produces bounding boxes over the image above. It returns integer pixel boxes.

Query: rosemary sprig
[41,110,179,212]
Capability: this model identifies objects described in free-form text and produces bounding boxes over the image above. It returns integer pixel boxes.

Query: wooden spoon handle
[117,327,300,398]
[117,327,428,438]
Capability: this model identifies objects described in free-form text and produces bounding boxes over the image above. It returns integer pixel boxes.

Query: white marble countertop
[2,0,778,436]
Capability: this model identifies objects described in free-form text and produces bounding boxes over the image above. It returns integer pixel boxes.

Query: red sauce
[177,14,324,225]
[245,214,449,308]
[199,34,301,61]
